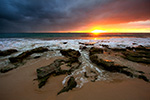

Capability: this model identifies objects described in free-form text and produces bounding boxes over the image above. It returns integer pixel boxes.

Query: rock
[138,75,149,82]
[122,51,150,64]
[90,55,126,72]
[36,58,79,88]
[79,45,87,51]
[79,42,95,45]
[37,59,64,88]
[90,54,149,82]
[99,44,109,48]
[38,75,50,88]
[89,47,103,56]
[60,64,71,70]
[69,62,81,72]
[126,45,150,51]
[0,49,18,56]
[60,49,81,58]
[36,49,81,88]
[9,47,48,63]
[37,59,63,79]
[132,43,138,45]
[60,49,81,63]
[84,72,89,78]
[0,66,15,73]
[57,77,77,95]
[63,42,67,44]
[34,56,41,59]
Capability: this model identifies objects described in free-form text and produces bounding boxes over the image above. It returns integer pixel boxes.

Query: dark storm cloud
[0,0,150,32]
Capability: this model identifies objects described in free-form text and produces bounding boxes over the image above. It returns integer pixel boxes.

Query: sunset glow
[0,0,150,33]
[91,30,106,35]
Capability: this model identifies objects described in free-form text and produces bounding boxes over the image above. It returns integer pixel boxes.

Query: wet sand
[57,79,150,100]
[0,56,150,100]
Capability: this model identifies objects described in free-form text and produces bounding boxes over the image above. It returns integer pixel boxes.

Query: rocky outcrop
[37,59,65,88]
[60,49,80,58]
[89,47,149,82]
[57,77,77,95]
[90,54,149,82]
[36,49,81,88]
[37,59,80,88]
[122,48,150,64]
[0,49,18,56]
[79,45,87,51]
[126,45,150,51]
[60,49,81,63]
[9,47,48,63]
[0,66,16,73]
[89,47,103,56]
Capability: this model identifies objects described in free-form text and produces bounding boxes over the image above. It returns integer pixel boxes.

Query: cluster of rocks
[1,44,150,95]
[89,47,149,82]
[122,46,150,64]
[9,47,49,63]
[0,47,49,73]
[36,49,81,94]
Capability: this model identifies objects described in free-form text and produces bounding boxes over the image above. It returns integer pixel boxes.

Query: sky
[0,0,150,33]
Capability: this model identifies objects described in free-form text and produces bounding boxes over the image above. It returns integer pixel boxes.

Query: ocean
[0,33,150,38]
[0,33,150,88]
[0,33,150,51]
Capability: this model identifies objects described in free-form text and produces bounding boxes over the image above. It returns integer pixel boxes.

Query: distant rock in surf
[9,47,49,63]
[0,49,18,56]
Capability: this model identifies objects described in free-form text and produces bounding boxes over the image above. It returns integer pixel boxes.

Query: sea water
[0,33,150,88]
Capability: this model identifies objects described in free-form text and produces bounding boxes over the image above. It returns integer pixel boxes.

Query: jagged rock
[138,75,149,82]
[36,58,80,88]
[69,62,81,72]
[9,47,48,63]
[38,75,50,88]
[126,45,150,51]
[57,77,77,95]
[132,43,138,45]
[63,42,67,44]
[37,59,64,88]
[36,49,81,88]
[34,56,41,59]
[122,51,150,64]
[79,45,87,51]
[0,66,16,73]
[90,55,126,72]
[37,59,63,79]
[99,44,109,48]
[90,54,149,82]
[89,47,103,56]
[0,49,18,56]
[60,49,81,58]
[60,49,81,63]
[79,42,95,45]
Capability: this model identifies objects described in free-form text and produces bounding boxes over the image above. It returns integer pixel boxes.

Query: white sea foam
[0,38,150,51]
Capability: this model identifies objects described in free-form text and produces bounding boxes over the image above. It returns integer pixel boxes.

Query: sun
[91,30,106,35]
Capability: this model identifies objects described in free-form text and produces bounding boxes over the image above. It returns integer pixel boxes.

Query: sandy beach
[0,37,150,100]
[1,0,150,99]
[0,56,150,100]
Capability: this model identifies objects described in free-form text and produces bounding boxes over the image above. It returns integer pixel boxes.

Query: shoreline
[0,56,150,100]
[0,37,150,100]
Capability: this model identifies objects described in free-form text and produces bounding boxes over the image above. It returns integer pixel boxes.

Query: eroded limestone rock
[0,49,18,56]
[57,76,77,95]
[9,47,48,63]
